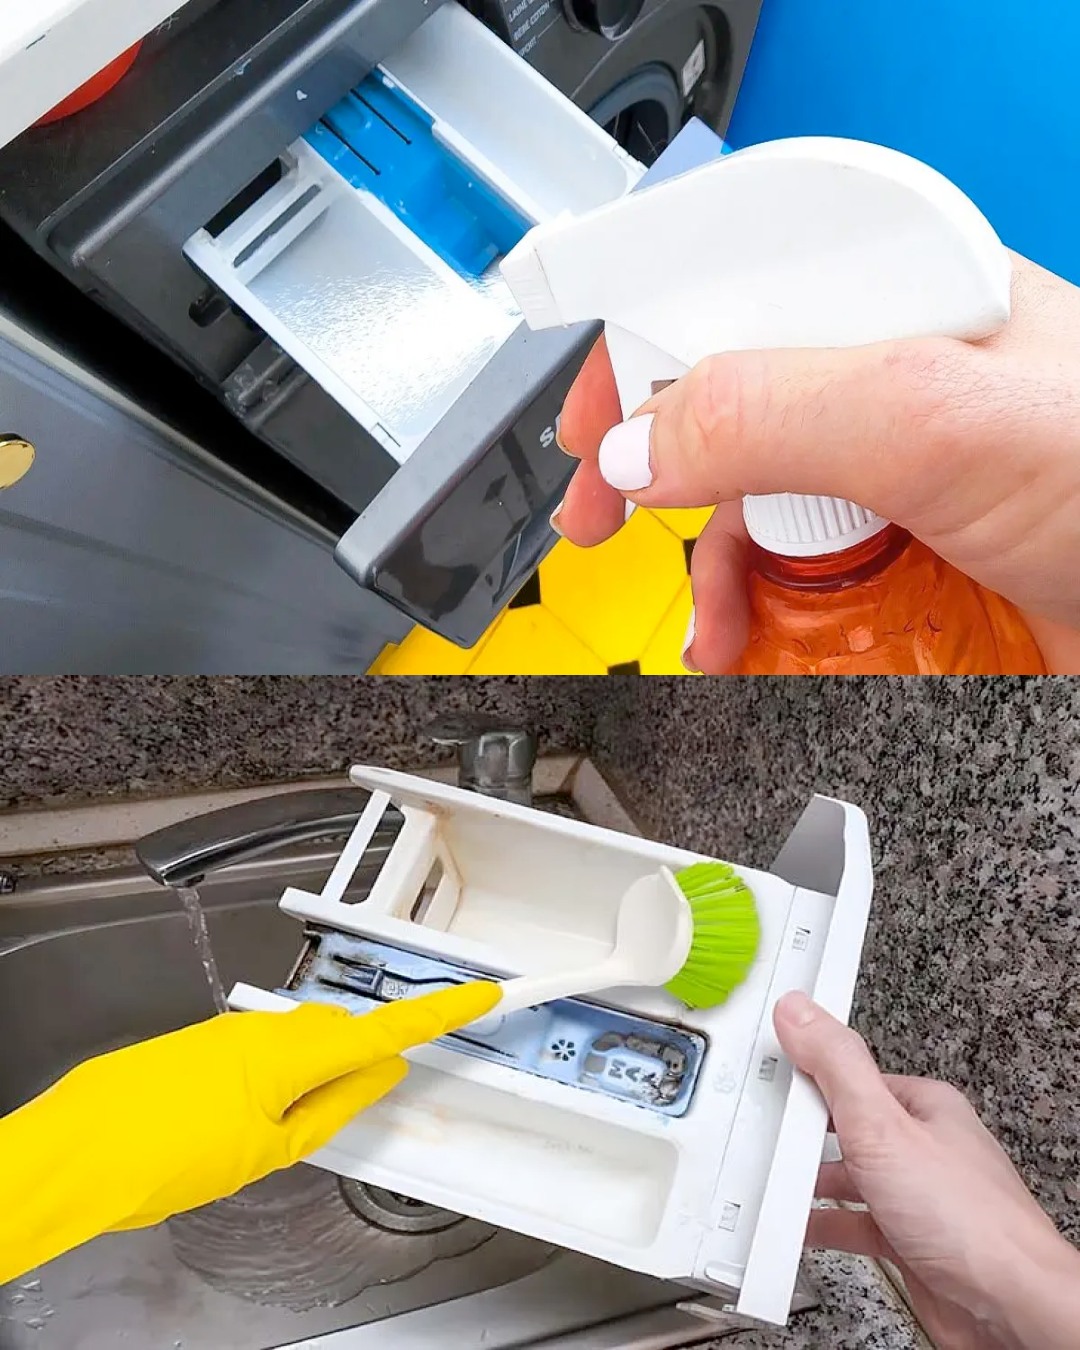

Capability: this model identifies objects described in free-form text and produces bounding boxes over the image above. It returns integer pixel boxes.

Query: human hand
[554,254,1080,673]
[0,982,499,1282]
[774,992,1080,1350]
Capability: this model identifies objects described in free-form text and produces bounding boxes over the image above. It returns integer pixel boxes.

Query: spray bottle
[499,126,1045,675]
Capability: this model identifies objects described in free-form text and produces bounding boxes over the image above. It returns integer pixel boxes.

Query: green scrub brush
[496,862,760,1015]
[662,861,761,1007]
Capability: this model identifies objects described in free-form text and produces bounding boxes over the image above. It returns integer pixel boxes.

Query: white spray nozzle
[500,134,1013,558]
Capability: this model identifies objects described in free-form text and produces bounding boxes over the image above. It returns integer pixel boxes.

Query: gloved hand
[0,982,499,1283]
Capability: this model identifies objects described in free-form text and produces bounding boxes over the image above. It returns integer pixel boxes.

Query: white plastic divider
[319,789,393,904]
[380,3,642,222]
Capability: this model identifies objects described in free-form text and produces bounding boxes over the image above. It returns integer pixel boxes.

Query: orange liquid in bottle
[731,524,1046,675]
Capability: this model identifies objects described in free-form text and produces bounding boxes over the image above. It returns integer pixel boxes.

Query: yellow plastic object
[640,583,697,675]
[0,982,499,1283]
[370,507,709,675]
[465,606,606,674]
[540,510,686,667]
[645,507,715,541]
[375,625,491,674]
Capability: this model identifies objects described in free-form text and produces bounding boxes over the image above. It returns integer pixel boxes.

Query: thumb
[774,992,905,1149]
[596,339,977,517]
[281,1058,409,1162]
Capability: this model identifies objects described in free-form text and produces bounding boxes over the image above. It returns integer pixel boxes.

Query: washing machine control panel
[475,0,648,55]
[480,0,647,49]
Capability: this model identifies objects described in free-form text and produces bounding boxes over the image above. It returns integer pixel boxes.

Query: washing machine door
[487,0,762,160]
[589,63,685,163]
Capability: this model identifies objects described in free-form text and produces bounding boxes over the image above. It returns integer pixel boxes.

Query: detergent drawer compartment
[282,930,710,1117]
[230,771,875,1328]
[184,1,642,468]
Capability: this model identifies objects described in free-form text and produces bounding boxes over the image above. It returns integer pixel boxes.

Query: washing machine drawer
[181,1,643,644]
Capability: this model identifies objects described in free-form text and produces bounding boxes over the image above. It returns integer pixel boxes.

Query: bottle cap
[742,494,888,558]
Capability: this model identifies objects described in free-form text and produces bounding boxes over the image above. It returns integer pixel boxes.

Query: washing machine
[0,0,761,648]
[472,1,749,162]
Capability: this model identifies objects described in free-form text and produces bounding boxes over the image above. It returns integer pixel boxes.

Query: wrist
[0,1073,123,1281]
[984,1225,1080,1350]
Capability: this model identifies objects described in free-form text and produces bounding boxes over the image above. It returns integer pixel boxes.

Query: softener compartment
[184,2,643,465]
[231,769,874,1327]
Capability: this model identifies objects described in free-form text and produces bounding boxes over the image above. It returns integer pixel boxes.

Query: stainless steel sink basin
[0,790,747,1350]
[0,851,326,1115]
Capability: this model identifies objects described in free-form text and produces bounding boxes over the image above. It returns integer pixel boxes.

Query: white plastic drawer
[184,2,643,465]
[231,777,874,1328]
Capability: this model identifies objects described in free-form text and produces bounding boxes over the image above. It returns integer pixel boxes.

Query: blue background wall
[726,0,1080,284]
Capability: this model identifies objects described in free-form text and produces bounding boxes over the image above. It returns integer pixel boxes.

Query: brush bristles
[664,862,761,1009]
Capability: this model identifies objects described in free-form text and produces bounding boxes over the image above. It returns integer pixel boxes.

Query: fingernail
[681,608,699,673]
[554,414,571,456]
[624,500,637,523]
[778,991,816,1027]
[549,503,564,536]
[599,414,654,492]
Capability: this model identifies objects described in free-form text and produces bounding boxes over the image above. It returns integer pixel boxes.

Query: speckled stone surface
[714,1253,926,1349]
[8,674,1075,1348]
[593,677,1080,1250]
[0,677,601,808]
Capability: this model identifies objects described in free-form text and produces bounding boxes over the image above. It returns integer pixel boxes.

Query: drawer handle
[0,436,35,489]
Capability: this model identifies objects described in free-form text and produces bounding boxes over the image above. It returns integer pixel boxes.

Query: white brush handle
[495,871,693,1016]
[498,959,631,1016]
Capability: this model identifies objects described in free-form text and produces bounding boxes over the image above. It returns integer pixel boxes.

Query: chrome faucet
[427,716,537,807]
[135,717,537,888]
[135,786,385,889]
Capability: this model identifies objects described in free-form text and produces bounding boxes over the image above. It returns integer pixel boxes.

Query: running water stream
[175,886,229,1014]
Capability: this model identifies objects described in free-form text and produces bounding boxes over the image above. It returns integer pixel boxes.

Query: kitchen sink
[0,849,328,1116]
[0,776,758,1350]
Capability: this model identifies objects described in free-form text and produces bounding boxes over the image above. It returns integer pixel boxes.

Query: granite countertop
[0,676,601,810]
[8,674,1071,1349]
[714,1253,926,1348]
[595,676,1080,1349]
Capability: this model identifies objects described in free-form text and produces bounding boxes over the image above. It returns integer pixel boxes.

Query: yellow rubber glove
[0,982,499,1284]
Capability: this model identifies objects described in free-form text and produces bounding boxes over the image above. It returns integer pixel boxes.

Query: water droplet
[10,1294,25,1305]
[20,1280,41,1293]
[25,1316,45,1330]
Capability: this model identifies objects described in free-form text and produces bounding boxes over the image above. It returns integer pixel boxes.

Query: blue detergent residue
[305,73,531,279]
[280,931,707,1118]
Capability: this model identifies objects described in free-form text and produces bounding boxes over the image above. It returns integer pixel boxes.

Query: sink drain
[339,1180,466,1235]
[168,1166,498,1310]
